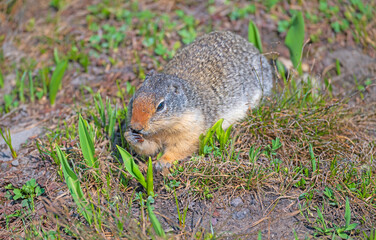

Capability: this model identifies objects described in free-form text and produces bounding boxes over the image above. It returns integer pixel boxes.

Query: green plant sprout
[28,71,35,103]
[146,196,166,238]
[0,127,17,159]
[49,60,68,105]
[5,179,45,211]
[78,114,98,169]
[285,11,305,75]
[56,145,93,224]
[199,118,233,155]
[0,69,4,88]
[248,20,263,53]
[117,145,154,197]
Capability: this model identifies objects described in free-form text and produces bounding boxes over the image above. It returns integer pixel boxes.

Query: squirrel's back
[163,31,273,128]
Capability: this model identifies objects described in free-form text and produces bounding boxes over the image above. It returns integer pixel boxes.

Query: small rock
[11,160,19,167]
[1,163,8,171]
[232,208,250,220]
[231,197,244,207]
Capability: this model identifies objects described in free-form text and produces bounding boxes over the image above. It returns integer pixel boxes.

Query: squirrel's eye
[156,101,165,112]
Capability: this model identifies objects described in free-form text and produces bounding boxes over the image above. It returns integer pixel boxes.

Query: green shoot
[285,11,305,75]
[248,20,263,53]
[0,128,17,159]
[4,179,45,212]
[28,71,35,103]
[147,196,166,238]
[249,145,261,164]
[40,67,49,96]
[174,187,188,227]
[49,60,68,105]
[56,145,93,224]
[309,144,318,174]
[199,119,232,155]
[336,59,341,75]
[106,98,117,141]
[116,146,154,197]
[146,157,154,197]
[94,93,106,128]
[19,71,27,103]
[0,69,4,88]
[78,114,98,169]
[53,47,60,64]
[116,145,147,188]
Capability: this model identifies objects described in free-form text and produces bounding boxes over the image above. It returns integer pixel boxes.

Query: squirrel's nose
[130,122,144,133]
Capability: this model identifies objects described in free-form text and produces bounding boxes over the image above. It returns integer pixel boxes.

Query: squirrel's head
[127,71,189,136]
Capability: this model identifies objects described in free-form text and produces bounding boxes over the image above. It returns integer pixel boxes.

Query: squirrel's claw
[153,161,171,172]
[124,131,144,143]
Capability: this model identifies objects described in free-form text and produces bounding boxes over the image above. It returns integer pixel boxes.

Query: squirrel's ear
[170,82,183,95]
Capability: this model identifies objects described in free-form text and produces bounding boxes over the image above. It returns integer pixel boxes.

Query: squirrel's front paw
[153,155,175,174]
[124,131,144,144]
[153,161,172,172]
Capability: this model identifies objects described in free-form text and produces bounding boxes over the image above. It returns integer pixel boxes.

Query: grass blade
[344,197,351,227]
[147,200,166,238]
[28,71,35,103]
[248,20,263,53]
[199,119,223,154]
[19,71,27,103]
[106,98,117,140]
[117,145,147,188]
[309,144,317,173]
[285,11,305,74]
[94,93,105,127]
[56,145,93,224]
[49,60,68,105]
[0,69,4,88]
[78,114,97,168]
[146,157,154,197]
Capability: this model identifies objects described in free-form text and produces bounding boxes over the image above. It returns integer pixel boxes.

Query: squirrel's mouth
[130,129,145,143]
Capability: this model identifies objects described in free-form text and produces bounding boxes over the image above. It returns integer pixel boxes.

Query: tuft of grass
[199,118,232,155]
[0,127,17,159]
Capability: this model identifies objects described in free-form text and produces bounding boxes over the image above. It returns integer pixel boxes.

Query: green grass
[0,127,17,159]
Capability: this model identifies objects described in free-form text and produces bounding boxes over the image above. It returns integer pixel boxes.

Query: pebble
[232,208,250,220]
[231,197,244,207]
[11,160,19,167]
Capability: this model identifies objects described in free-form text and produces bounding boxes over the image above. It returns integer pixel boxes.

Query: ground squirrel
[125,31,273,169]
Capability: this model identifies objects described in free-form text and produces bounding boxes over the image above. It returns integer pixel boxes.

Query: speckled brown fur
[125,31,273,168]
